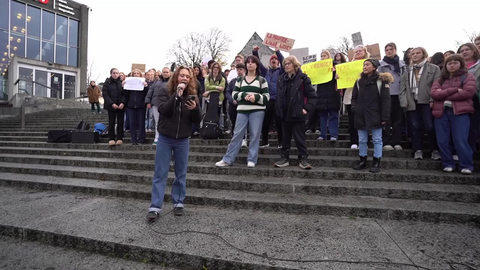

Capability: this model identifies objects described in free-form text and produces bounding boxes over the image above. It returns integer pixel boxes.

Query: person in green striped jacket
[215,55,270,168]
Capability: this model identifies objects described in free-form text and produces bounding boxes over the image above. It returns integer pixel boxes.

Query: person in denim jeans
[351,59,392,173]
[215,55,270,168]
[147,67,202,221]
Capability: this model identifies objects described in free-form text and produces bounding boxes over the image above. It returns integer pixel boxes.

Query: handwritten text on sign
[301,59,333,85]
[303,54,317,64]
[263,33,295,52]
[124,77,146,91]
[335,60,366,89]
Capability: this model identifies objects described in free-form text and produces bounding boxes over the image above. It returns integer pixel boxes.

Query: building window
[55,43,67,65]
[41,41,54,62]
[10,31,25,58]
[27,37,40,59]
[0,30,8,67]
[50,72,62,98]
[11,1,25,35]
[64,74,75,99]
[69,19,78,47]
[68,46,77,67]
[42,10,54,42]
[0,0,9,31]
[27,5,41,38]
[55,14,68,45]
[34,70,48,97]
[18,66,33,95]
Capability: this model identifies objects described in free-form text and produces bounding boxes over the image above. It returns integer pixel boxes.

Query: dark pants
[468,97,480,154]
[307,110,318,132]
[90,102,100,113]
[345,105,358,145]
[407,103,438,151]
[228,103,238,135]
[124,109,130,131]
[129,107,146,143]
[281,121,307,160]
[108,109,125,141]
[435,108,473,171]
[383,95,403,146]
[262,99,282,144]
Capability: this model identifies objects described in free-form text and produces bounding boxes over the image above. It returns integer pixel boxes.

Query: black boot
[353,156,367,170]
[369,157,380,173]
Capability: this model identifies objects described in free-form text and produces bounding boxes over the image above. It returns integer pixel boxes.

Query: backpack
[94,123,107,134]
[75,120,90,132]
[200,92,220,139]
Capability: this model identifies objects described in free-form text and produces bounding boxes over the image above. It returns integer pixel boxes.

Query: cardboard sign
[303,54,317,64]
[131,63,146,73]
[301,59,333,85]
[347,43,381,60]
[335,60,366,89]
[263,32,295,52]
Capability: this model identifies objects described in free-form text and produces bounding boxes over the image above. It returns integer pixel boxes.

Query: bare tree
[167,28,231,67]
[455,29,479,47]
[86,59,100,86]
[326,36,353,56]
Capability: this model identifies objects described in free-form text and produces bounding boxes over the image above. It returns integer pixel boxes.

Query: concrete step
[0,151,470,171]
[5,187,477,270]
[0,163,477,203]
[0,236,176,270]
[0,173,478,225]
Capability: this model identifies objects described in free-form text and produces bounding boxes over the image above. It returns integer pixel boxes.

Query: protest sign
[290,47,309,64]
[124,77,146,91]
[335,59,366,89]
[131,63,146,73]
[301,59,333,85]
[263,32,295,52]
[347,43,381,60]
[303,54,317,64]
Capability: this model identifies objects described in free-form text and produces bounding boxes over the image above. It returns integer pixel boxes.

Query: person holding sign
[351,59,392,173]
[315,50,341,141]
[342,45,370,149]
[124,69,149,145]
[274,56,317,170]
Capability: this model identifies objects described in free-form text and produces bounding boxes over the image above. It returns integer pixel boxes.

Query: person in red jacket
[431,54,476,175]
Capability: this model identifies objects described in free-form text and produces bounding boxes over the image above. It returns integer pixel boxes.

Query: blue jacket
[253,50,285,100]
[225,78,237,105]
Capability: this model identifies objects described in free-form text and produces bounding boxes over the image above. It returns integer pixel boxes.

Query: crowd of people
[85,37,480,220]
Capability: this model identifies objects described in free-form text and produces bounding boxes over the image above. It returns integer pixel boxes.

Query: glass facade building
[0,0,88,102]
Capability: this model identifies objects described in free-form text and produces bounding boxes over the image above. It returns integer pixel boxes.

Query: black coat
[125,86,149,109]
[351,72,392,130]
[157,85,202,139]
[102,77,126,111]
[276,70,317,122]
[315,72,341,111]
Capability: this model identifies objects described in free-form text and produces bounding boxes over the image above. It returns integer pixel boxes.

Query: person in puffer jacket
[124,69,149,145]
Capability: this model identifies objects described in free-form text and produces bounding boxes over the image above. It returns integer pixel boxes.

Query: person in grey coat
[145,67,171,145]
[399,47,441,160]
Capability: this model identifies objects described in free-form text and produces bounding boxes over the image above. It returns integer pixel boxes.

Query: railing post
[20,104,25,130]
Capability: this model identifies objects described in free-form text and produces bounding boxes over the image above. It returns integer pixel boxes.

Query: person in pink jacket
[431,54,476,174]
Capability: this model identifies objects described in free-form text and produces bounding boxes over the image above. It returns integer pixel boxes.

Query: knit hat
[270,54,278,61]
[365,58,380,69]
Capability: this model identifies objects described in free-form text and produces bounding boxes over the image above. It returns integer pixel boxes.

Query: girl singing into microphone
[147,66,202,221]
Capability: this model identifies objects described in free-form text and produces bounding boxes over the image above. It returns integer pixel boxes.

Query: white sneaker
[394,145,403,150]
[242,139,248,148]
[461,168,472,175]
[350,144,358,149]
[247,161,255,168]
[453,155,459,161]
[443,167,453,173]
[383,145,394,151]
[215,160,231,167]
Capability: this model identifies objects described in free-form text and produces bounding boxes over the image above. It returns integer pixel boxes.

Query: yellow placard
[335,60,366,89]
[301,59,333,85]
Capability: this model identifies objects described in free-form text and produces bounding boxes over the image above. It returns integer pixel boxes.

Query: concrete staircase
[0,108,478,270]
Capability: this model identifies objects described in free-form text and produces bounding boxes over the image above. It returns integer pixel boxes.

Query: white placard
[124,77,145,91]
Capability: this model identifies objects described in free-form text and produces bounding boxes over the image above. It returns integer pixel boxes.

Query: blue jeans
[129,107,146,143]
[358,128,383,158]
[434,108,473,171]
[145,108,155,130]
[407,103,438,151]
[149,134,190,212]
[222,111,265,165]
[318,110,339,139]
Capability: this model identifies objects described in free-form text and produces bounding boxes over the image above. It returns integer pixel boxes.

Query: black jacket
[157,85,202,139]
[102,77,126,111]
[351,72,393,130]
[125,85,149,109]
[315,72,341,111]
[276,70,317,122]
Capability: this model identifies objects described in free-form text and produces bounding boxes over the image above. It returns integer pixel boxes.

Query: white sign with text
[124,77,145,91]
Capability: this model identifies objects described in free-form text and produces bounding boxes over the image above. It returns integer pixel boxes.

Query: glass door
[50,72,63,99]
[34,70,48,97]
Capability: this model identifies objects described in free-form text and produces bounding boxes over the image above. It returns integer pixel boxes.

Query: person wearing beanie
[252,45,285,149]
[351,58,393,173]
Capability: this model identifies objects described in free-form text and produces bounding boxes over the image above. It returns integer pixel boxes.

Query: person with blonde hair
[274,56,317,169]
[315,50,341,141]
[399,47,441,160]
[343,45,370,149]
[124,69,149,145]
[147,66,202,221]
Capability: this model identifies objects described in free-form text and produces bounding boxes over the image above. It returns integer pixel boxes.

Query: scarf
[409,59,428,100]
[382,55,401,74]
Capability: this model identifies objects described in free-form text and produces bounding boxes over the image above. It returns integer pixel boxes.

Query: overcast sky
[77,0,479,81]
